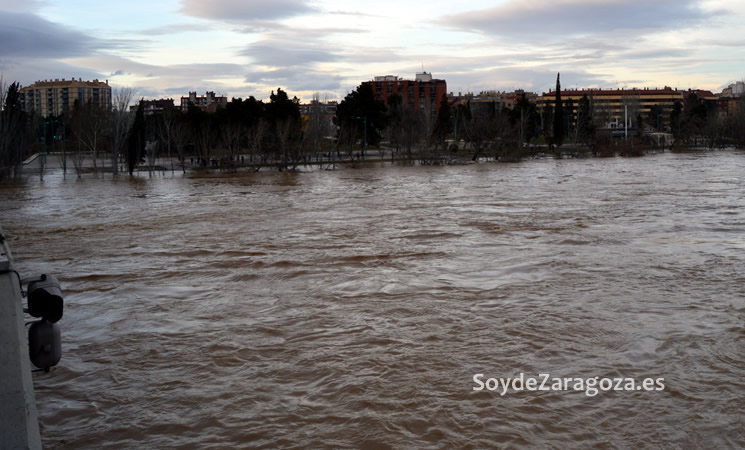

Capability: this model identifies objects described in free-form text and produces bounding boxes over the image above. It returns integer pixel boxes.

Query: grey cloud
[238,23,348,67]
[245,68,344,92]
[0,0,47,12]
[132,87,165,99]
[136,23,215,36]
[80,55,246,82]
[180,0,315,22]
[619,49,690,60]
[326,10,381,17]
[440,66,611,95]
[0,58,103,87]
[232,21,361,36]
[0,11,100,58]
[241,41,339,67]
[163,86,195,95]
[340,47,405,65]
[441,0,718,37]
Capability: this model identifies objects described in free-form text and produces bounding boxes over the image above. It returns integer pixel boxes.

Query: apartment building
[19,78,112,117]
[449,89,538,112]
[130,98,176,115]
[537,87,685,130]
[364,72,447,112]
[180,91,228,112]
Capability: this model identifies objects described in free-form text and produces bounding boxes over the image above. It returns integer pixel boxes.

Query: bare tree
[400,104,421,160]
[145,140,158,174]
[418,102,441,164]
[305,93,330,163]
[247,120,267,170]
[194,119,214,165]
[220,120,243,170]
[70,100,108,176]
[171,119,189,173]
[276,118,294,170]
[70,136,87,177]
[156,106,180,173]
[109,87,136,176]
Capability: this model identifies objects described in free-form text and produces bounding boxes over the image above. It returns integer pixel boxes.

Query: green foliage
[0,81,30,175]
[266,88,300,126]
[434,94,452,140]
[336,83,388,147]
[223,96,264,127]
[670,101,683,137]
[647,104,665,131]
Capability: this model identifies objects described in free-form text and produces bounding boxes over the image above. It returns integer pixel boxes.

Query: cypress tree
[553,73,564,147]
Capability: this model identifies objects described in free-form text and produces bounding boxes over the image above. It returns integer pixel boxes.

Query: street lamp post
[61,121,66,175]
[43,120,47,164]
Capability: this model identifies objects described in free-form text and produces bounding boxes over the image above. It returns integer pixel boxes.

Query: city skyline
[1,0,744,103]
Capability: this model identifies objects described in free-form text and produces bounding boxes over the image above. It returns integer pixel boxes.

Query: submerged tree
[70,98,108,176]
[109,87,136,175]
[509,93,537,146]
[127,100,145,175]
[265,88,301,169]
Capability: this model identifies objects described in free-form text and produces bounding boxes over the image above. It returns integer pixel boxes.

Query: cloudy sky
[1,0,743,103]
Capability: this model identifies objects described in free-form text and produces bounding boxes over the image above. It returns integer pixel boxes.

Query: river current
[2,151,745,448]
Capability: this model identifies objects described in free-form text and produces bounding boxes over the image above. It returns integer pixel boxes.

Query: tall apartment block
[364,72,448,112]
[19,78,112,117]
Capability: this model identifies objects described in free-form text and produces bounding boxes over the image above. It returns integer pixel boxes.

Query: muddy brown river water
[2,151,745,448]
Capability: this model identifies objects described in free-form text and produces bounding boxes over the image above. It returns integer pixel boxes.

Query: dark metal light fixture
[24,274,63,371]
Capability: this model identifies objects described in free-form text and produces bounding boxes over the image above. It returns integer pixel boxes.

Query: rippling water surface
[3,152,745,448]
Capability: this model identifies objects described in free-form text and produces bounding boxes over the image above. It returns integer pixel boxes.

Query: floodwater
[2,151,745,448]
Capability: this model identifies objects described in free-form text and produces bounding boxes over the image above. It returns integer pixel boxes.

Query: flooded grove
[2,151,745,448]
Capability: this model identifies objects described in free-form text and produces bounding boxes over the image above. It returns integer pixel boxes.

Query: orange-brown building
[364,72,447,112]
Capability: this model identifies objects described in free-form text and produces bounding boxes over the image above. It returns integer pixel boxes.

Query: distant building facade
[537,87,685,130]
[449,89,538,112]
[131,98,176,115]
[364,72,447,111]
[180,91,228,112]
[19,78,112,117]
[299,100,337,116]
[720,81,745,98]
[717,82,744,116]
[300,100,338,130]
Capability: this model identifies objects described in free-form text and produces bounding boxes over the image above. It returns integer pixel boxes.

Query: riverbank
[9,144,742,179]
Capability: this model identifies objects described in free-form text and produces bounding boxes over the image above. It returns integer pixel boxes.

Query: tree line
[0,83,332,178]
[2,75,745,178]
